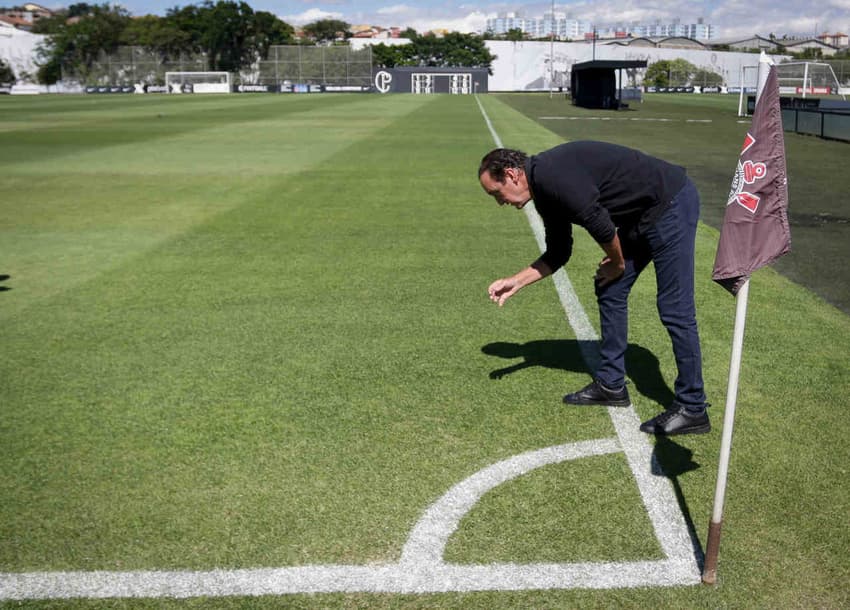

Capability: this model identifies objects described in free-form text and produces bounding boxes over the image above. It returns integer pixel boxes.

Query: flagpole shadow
[651,436,706,570]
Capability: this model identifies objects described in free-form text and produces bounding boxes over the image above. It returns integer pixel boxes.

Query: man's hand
[488,277,520,307]
[596,234,626,287]
[487,261,553,307]
[595,257,625,286]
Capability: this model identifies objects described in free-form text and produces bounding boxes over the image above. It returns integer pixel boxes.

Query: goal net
[775,62,845,97]
[164,72,232,94]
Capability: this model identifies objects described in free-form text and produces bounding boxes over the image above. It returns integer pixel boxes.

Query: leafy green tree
[302,19,350,43]
[35,3,131,83]
[645,61,670,87]
[198,0,256,71]
[164,3,206,55]
[667,58,697,85]
[371,42,414,68]
[30,11,69,34]
[372,32,496,74]
[250,10,294,59]
[692,68,723,87]
[120,14,192,61]
[165,1,292,70]
[645,58,710,87]
[0,58,15,83]
[505,28,526,41]
[67,3,97,18]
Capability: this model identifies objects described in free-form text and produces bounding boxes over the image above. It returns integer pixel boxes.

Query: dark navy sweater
[524,141,688,271]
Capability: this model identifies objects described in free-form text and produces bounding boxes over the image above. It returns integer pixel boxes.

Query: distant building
[486,12,716,41]
[620,18,715,40]
[351,25,403,39]
[713,34,840,56]
[0,2,52,30]
[818,32,848,48]
[783,38,840,56]
[486,11,592,39]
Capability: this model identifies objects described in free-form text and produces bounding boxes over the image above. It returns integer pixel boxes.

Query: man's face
[480,167,532,209]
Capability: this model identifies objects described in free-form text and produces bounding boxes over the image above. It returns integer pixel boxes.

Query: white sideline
[0,97,701,600]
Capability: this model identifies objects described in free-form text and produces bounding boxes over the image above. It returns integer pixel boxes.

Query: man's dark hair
[478,148,528,182]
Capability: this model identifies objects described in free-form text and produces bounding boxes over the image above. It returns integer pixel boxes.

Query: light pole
[548,0,555,97]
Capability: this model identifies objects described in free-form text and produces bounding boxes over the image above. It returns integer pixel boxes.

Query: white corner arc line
[0,97,700,601]
[400,438,622,565]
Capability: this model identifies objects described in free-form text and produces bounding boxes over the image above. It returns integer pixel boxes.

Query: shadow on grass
[481,339,675,407]
[0,274,10,292]
[651,436,706,569]
[483,338,706,564]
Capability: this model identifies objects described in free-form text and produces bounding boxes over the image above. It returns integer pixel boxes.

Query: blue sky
[107,0,850,39]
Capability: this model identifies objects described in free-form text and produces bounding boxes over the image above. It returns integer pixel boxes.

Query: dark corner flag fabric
[712,66,791,296]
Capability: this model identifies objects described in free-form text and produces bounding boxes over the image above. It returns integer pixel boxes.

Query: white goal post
[164,72,232,94]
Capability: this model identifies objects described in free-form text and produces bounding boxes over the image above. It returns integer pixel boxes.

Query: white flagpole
[702,51,772,586]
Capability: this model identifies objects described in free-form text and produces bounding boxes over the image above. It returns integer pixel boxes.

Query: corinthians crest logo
[727,133,767,214]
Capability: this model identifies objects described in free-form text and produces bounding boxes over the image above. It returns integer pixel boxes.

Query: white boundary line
[0,97,701,601]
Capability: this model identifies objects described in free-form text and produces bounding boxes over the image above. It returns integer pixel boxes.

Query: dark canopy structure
[571,60,648,109]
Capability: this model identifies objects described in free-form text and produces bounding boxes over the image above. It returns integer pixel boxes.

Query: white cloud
[364,6,489,33]
[376,5,415,16]
[281,8,345,26]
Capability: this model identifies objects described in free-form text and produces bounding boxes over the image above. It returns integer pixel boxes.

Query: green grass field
[1,92,849,608]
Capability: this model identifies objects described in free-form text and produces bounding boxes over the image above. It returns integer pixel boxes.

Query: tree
[692,67,723,87]
[302,19,350,43]
[164,4,207,56]
[0,58,15,83]
[30,11,69,35]
[67,3,97,18]
[120,14,193,61]
[197,0,256,72]
[35,3,131,84]
[645,58,711,87]
[505,28,526,41]
[372,32,496,74]
[250,10,294,59]
[371,42,414,68]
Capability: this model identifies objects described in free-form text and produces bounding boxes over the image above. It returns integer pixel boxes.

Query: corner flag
[703,53,791,585]
[712,61,791,294]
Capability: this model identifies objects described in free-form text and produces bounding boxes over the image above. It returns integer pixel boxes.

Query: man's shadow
[0,274,10,292]
[482,338,704,565]
[481,339,674,407]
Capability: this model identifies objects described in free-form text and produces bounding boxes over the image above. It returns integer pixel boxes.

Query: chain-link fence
[66,47,207,85]
[69,45,373,88]
[251,46,372,87]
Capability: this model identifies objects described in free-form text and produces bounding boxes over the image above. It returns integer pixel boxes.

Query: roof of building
[573,60,648,71]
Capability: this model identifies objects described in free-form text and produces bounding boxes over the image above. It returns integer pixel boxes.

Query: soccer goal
[775,62,846,99]
[164,72,232,94]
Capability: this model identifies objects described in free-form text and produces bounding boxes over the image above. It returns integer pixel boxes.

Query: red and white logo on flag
[728,140,768,213]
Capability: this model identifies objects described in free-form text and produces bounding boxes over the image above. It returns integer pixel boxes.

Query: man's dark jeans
[594,179,707,409]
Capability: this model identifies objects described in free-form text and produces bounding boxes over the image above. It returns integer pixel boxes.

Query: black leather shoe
[640,404,710,436]
[563,380,631,407]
